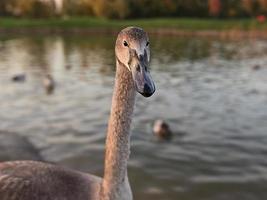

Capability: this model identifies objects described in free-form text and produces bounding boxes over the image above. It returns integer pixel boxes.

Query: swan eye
[146,41,150,46]
[123,41,128,47]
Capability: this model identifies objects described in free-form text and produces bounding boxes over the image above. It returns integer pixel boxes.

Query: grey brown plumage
[0,161,101,200]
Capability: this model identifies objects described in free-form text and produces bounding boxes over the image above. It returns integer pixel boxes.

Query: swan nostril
[144,66,148,72]
[136,65,141,72]
[139,55,144,62]
[144,83,150,94]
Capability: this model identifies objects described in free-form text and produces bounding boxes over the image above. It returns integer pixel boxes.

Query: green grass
[0,17,267,31]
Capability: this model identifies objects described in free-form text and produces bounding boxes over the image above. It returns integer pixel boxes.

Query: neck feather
[101,60,136,200]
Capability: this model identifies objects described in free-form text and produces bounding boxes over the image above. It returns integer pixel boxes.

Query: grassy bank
[1,17,267,30]
[1,17,267,38]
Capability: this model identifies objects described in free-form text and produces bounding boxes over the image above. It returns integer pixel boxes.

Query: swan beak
[131,57,155,98]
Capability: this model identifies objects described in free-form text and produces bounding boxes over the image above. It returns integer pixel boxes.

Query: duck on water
[0,27,155,200]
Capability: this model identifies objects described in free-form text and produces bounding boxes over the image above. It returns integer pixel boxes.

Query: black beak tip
[141,91,154,98]
[140,83,155,98]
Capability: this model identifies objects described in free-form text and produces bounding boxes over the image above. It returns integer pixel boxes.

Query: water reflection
[0,35,267,200]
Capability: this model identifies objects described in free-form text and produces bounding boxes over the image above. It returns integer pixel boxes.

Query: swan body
[0,161,101,200]
[0,27,155,200]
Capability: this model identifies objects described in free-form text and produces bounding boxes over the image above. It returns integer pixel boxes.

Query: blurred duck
[153,120,172,140]
[12,73,26,82]
[43,74,55,94]
[252,64,261,70]
[65,64,72,70]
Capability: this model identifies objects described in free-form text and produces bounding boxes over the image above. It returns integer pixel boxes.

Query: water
[0,34,267,200]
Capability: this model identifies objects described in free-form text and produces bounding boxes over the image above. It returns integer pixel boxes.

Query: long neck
[100,60,136,200]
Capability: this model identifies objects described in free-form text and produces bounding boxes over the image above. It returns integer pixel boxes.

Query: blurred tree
[89,0,129,19]
[258,0,267,13]
[2,0,35,17]
[0,0,266,19]
[180,0,208,17]
[208,0,222,17]
[15,0,35,16]
[0,0,8,15]
[63,0,80,15]
[54,0,63,15]
[62,0,93,16]
[129,0,170,18]
[241,0,267,16]
[31,0,56,17]
[218,0,243,17]
[242,0,255,16]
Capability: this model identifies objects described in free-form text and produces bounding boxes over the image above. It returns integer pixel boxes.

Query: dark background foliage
[0,0,267,18]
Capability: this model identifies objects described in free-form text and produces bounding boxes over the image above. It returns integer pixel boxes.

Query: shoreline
[1,27,267,39]
[1,17,267,39]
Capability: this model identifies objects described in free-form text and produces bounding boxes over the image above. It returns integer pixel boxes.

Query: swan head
[115,27,155,97]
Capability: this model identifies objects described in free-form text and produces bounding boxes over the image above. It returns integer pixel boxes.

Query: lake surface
[0,34,267,200]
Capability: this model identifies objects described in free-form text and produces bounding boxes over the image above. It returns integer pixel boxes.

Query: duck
[11,73,26,82]
[153,120,172,140]
[252,64,261,70]
[43,74,55,94]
